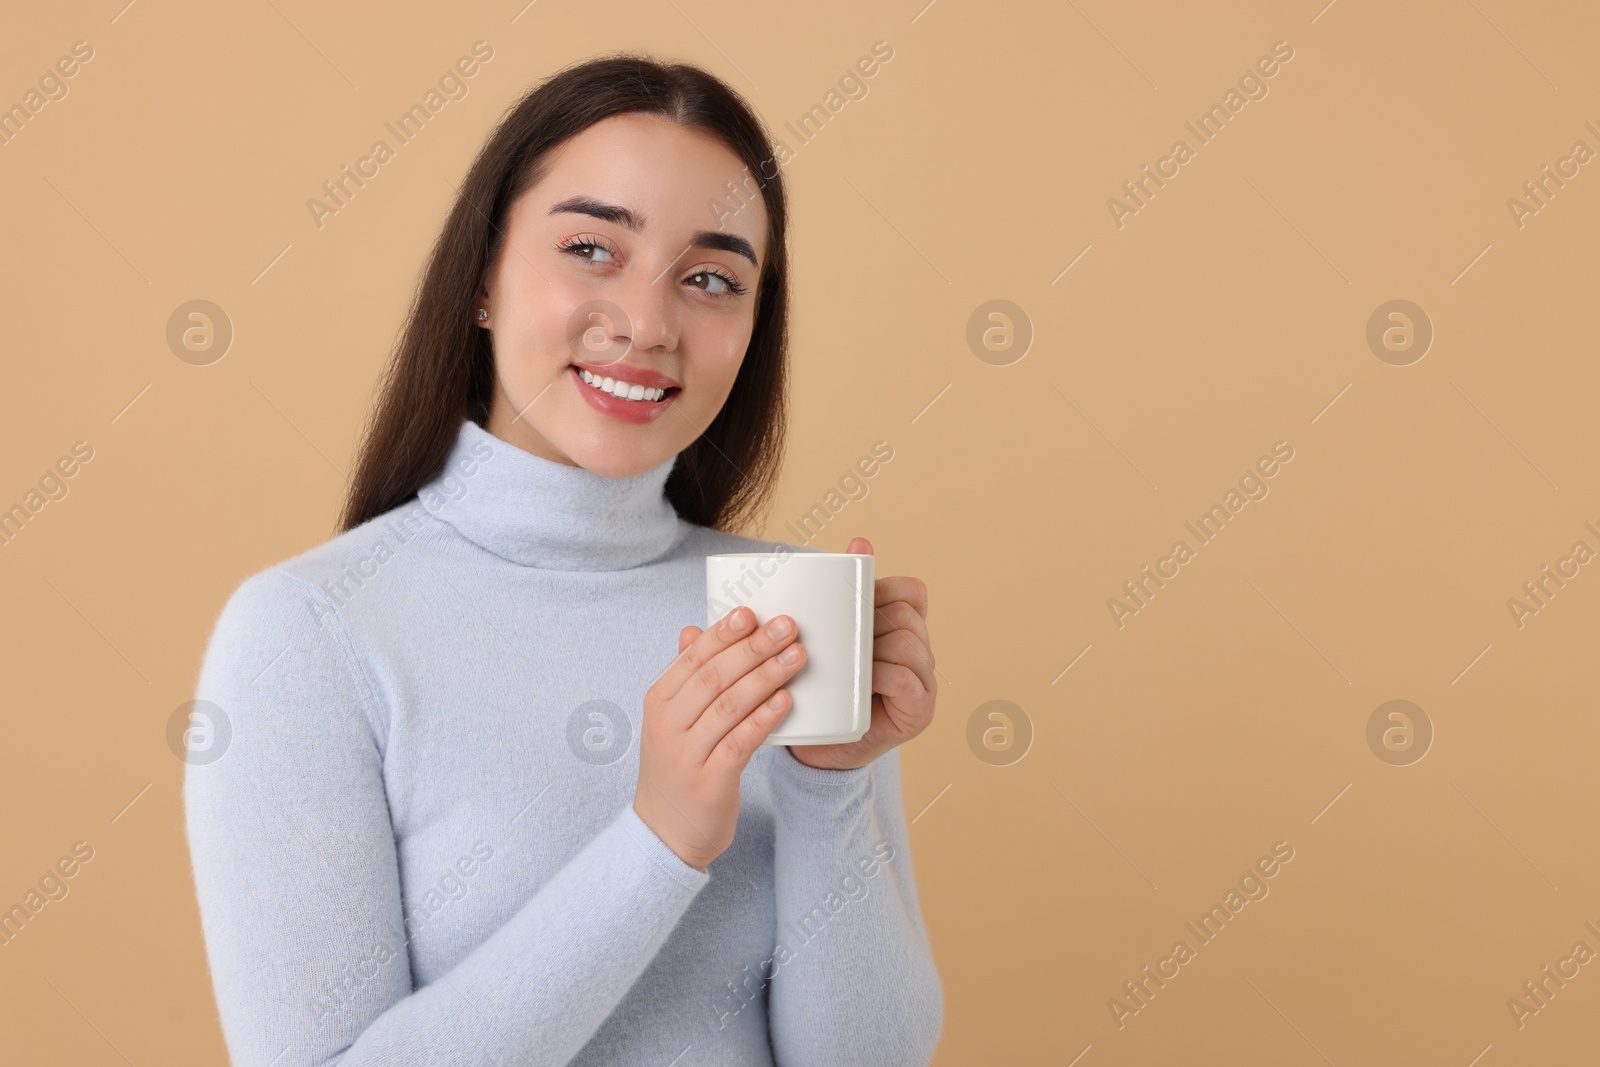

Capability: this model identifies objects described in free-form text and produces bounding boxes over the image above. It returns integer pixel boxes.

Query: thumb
[846,536,873,555]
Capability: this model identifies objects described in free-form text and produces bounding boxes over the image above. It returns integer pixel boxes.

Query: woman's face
[478,111,770,479]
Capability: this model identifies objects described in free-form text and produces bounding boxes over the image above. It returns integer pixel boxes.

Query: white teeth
[577,368,668,402]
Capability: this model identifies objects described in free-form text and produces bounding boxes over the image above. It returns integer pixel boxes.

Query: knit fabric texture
[183,417,943,1066]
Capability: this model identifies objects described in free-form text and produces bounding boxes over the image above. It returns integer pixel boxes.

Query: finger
[665,614,796,739]
[874,627,935,694]
[871,658,932,711]
[687,637,806,757]
[707,687,792,773]
[847,536,873,555]
[650,607,756,705]
[872,599,929,646]
[874,576,929,618]
[679,625,701,654]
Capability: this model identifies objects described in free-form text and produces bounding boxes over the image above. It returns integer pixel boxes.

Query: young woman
[184,53,943,1066]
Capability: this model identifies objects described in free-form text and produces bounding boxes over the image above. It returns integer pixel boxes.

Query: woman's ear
[474,283,491,328]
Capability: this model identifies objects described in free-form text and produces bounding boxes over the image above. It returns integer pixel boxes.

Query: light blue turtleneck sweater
[183,417,942,1066]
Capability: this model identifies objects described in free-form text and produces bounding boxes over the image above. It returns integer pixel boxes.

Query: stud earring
[476,308,488,321]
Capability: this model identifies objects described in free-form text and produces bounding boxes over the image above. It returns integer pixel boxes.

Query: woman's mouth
[568,364,681,424]
[574,366,679,403]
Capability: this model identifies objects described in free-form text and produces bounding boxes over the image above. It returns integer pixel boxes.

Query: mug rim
[705,552,873,559]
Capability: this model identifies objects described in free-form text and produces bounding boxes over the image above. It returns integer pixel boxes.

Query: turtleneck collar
[420,418,685,571]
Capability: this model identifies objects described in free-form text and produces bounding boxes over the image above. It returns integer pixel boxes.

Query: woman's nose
[612,265,681,354]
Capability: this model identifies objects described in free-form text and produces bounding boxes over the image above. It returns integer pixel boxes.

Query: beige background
[2,0,1597,1062]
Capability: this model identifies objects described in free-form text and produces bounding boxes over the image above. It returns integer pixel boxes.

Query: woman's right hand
[633,606,807,872]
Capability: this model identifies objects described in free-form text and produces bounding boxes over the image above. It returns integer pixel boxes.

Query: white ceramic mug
[705,550,874,745]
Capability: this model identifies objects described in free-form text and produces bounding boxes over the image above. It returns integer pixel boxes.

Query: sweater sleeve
[764,744,944,1066]
[183,569,710,1067]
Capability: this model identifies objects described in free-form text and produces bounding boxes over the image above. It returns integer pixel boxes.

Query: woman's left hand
[788,537,937,772]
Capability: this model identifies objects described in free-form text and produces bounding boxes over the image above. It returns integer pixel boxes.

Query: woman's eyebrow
[548,195,759,268]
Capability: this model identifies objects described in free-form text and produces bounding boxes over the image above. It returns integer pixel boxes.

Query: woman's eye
[565,241,614,264]
[688,270,746,297]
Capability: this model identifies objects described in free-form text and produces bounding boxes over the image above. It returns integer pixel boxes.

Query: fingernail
[767,691,786,709]
[767,617,793,639]
[728,609,750,632]
[779,645,802,665]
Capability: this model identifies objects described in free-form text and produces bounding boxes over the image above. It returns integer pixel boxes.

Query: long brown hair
[337,52,790,536]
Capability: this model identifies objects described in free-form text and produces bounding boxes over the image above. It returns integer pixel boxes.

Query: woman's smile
[568,363,681,424]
